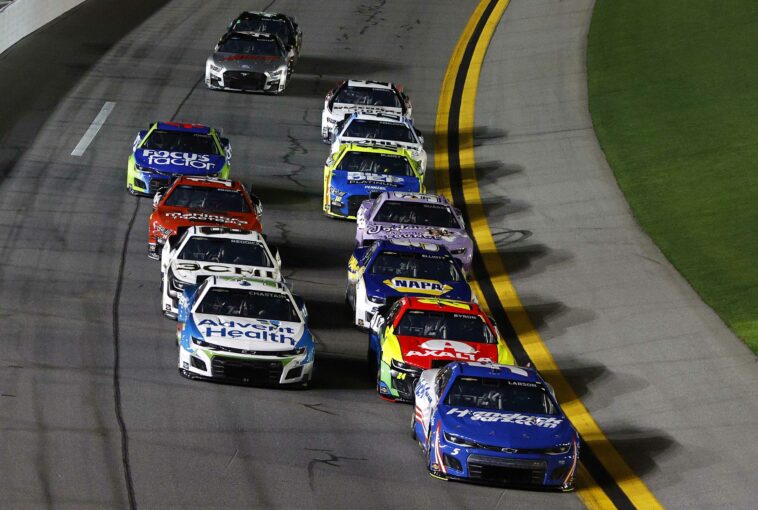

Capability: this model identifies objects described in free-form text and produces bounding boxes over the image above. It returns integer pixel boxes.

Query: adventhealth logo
[197,318,297,345]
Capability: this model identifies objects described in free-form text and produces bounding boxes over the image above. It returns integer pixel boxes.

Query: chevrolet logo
[501,447,518,453]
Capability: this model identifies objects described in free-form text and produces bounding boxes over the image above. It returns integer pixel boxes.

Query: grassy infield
[588,1,758,353]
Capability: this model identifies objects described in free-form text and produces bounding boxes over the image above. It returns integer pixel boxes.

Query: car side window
[362,242,378,265]
[386,299,404,325]
[435,365,453,396]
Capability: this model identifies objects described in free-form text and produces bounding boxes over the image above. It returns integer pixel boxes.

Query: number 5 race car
[413,362,579,491]
[126,122,231,196]
[177,276,315,386]
[368,297,515,402]
[160,226,283,319]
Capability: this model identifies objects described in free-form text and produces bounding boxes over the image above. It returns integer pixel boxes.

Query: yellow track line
[434,1,663,508]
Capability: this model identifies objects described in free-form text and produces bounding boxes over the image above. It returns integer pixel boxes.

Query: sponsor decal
[141,149,217,171]
[405,349,490,363]
[346,172,405,185]
[383,277,452,296]
[165,212,247,225]
[176,262,268,277]
[366,224,456,241]
[198,318,297,345]
[446,408,564,428]
[419,340,476,353]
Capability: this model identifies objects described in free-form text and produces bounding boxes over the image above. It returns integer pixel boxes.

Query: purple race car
[355,192,473,273]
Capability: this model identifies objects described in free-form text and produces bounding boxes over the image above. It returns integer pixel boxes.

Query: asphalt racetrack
[3,0,757,509]
[0,0,581,508]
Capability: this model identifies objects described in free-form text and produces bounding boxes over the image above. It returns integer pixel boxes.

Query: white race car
[321,80,412,142]
[160,226,282,319]
[330,112,426,177]
[177,276,314,386]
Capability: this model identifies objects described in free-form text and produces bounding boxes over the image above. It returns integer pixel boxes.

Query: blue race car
[346,240,473,328]
[126,121,232,196]
[413,362,579,490]
[322,143,424,219]
[176,276,314,386]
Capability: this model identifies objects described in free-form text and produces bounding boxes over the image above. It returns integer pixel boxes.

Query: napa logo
[383,277,452,295]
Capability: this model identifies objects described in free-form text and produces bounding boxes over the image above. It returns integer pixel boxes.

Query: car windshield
[197,288,299,321]
[179,237,273,267]
[372,201,459,228]
[164,186,251,213]
[395,310,495,343]
[369,251,461,281]
[337,152,414,177]
[141,130,220,155]
[232,17,291,44]
[219,35,282,56]
[334,86,402,108]
[444,376,557,414]
[343,119,416,143]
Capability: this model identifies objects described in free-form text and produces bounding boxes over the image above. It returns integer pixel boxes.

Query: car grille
[224,71,267,90]
[211,356,283,384]
[347,195,368,217]
[467,455,546,486]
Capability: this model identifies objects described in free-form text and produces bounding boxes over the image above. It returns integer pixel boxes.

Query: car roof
[185,226,264,242]
[206,276,287,293]
[449,361,543,384]
[155,122,212,134]
[402,296,483,315]
[373,239,452,256]
[169,177,245,191]
[381,192,448,204]
[339,142,413,157]
[235,11,290,21]
[345,112,409,124]
[345,80,395,90]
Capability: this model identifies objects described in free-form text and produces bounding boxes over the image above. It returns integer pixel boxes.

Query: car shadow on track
[310,351,374,391]
[295,55,402,77]
[592,426,681,480]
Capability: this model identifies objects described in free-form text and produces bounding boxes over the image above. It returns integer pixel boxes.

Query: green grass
[587,0,758,354]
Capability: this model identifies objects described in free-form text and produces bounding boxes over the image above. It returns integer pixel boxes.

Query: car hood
[364,272,471,300]
[438,404,575,450]
[156,207,258,230]
[362,222,469,247]
[330,104,404,119]
[171,259,280,284]
[399,336,499,369]
[192,314,305,351]
[213,52,285,72]
[135,149,226,176]
[330,169,420,194]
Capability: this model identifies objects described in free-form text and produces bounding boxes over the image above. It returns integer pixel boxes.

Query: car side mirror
[487,315,498,329]
[275,249,282,268]
[293,294,308,322]
[220,136,230,147]
[250,192,263,217]
[153,188,167,208]
[545,382,557,400]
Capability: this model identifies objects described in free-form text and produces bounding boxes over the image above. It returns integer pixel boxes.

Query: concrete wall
[0,0,87,56]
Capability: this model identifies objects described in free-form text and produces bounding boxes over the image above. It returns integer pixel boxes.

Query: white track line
[71,101,116,157]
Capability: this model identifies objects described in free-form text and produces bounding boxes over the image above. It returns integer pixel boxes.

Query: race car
[226,11,302,66]
[321,80,412,141]
[355,192,473,273]
[330,113,427,176]
[205,32,291,93]
[323,144,424,220]
[160,226,283,319]
[177,276,315,386]
[346,240,474,329]
[126,122,231,196]
[413,362,579,490]
[148,177,263,259]
[368,297,515,402]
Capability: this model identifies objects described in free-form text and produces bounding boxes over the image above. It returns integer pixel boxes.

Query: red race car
[148,177,263,259]
[369,297,516,402]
